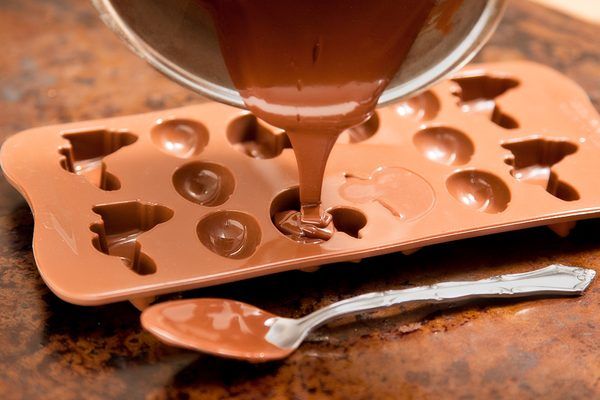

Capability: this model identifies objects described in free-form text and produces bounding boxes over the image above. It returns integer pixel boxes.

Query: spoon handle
[300,264,595,328]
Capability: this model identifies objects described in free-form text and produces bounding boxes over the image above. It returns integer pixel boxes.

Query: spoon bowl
[140,298,292,361]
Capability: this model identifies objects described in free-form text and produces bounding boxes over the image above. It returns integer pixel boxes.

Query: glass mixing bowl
[92,0,506,107]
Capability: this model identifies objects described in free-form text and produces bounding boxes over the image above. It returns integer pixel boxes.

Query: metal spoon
[141,264,595,362]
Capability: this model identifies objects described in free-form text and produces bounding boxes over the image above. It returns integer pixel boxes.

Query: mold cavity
[227,114,291,159]
[197,211,261,259]
[339,113,380,144]
[395,90,440,121]
[269,187,331,243]
[90,201,174,275]
[413,126,474,166]
[270,186,301,220]
[451,75,519,102]
[270,187,367,241]
[327,207,367,238]
[502,138,579,201]
[451,75,520,129]
[173,161,235,206]
[151,118,209,158]
[492,107,519,129]
[548,173,580,202]
[59,128,137,190]
[446,170,511,214]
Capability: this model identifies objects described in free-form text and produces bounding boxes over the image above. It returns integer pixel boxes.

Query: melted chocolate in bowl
[198,0,437,241]
[141,299,289,361]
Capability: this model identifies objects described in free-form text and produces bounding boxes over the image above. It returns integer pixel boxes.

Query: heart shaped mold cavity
[413,126,474,166]
[197,211,261,259]
[339,167,435,221]
[59,128,137,190]
[173,161,235,206]
[339,113,380,144]
[395,90,440,121]
[446,170,511,214]
[451,75,520,129]
[151,118,209,158]
[227,114,291,159]
[502,137,579,201]
[90,201,174,275]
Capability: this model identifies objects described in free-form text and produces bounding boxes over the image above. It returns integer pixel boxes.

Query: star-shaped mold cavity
[451,74,520,129]
[339,167,435,221]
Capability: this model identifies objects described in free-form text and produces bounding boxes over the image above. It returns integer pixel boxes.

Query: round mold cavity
[395,91,440,121]
[151,118,209,158]
[339,113,380,144]
[446,170,511,214]
[173,161,235,206]
[413,126,474,166]
[197,211,261,259]
[227,114,291,159]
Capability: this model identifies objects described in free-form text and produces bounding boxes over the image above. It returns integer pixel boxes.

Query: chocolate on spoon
[141,265,595,362]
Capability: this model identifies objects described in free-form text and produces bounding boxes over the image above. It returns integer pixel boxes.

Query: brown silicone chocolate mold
[3,61,600,305]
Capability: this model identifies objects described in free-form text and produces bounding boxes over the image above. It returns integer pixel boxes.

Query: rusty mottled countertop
[0,1,599,399]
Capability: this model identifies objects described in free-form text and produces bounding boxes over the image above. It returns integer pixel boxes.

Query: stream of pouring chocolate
[199,0,438,242]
